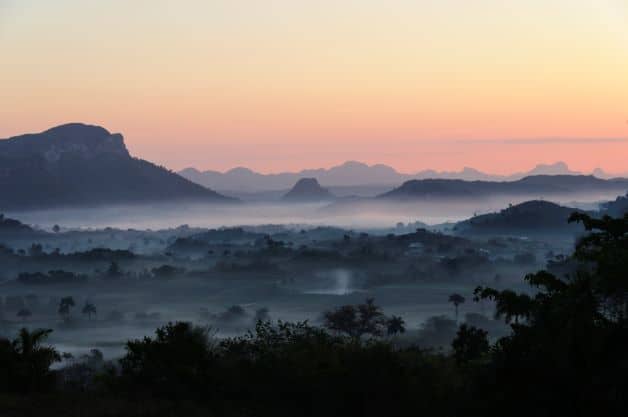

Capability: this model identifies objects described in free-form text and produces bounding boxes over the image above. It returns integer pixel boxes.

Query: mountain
[521,162,580,176]
[601,193,628,217]
[179,161,619,193]
[453,200,587,236]
[180,161,409,192]
[591,167,628,180]
[0,123,234,210]
[379,175,628,201]
[282,178,335,202]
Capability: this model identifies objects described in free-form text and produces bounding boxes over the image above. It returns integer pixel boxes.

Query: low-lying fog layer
[6,192,608,231]
[0,194,602,362]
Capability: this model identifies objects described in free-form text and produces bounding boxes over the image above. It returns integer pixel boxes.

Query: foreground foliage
[1,213,627,417]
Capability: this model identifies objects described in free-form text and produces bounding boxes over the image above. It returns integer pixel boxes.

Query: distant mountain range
[180,161,628,193]
[379,175,628,201]
[0,123,233,210]
[2,123,626,211]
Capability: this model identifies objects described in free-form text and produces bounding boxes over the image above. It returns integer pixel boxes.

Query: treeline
[1,213,628,416]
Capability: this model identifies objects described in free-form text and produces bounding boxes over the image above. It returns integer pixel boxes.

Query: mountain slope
[282,178,335,202]
[178,160,615,192]
[453,200,587,236]
[0,123,234,209]
[601,193,628,217]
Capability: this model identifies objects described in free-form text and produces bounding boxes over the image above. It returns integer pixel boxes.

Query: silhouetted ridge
[0,123,234,209]
[454,200,587,235]
[179,160,625,192]
[380,175,628,200]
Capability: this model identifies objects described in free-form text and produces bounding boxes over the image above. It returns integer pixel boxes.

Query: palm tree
[12,328,60,391]
[82,302,97,320]
[13,328,53,356]
[386,315,406,336]
[448,293,466,322]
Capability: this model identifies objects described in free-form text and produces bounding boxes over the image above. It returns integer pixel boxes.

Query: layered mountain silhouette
[282,178,335,202]
[0,123,233,210]
[180,161,402,192]
[379,175,628,200]
[180,160,626,192]
[453,200,587,236]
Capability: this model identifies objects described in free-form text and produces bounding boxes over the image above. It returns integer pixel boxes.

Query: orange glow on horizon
[1,0,627,173]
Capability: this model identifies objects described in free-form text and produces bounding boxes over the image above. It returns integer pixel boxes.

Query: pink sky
[1,0,627,174]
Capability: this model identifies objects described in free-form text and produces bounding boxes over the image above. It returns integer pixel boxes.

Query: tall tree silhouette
[448,293,465,321]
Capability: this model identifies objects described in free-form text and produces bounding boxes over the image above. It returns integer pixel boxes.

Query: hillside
[0,123,234,209]
[601,193,628,217]
[453,200,586,236]
[380,175,628,200]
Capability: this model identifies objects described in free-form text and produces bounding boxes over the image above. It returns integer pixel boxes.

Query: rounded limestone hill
[453,200,588,236]
[282,178,335,202]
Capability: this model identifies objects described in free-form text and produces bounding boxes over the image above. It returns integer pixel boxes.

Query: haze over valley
[1,124,626,359]
[2,1,628,414]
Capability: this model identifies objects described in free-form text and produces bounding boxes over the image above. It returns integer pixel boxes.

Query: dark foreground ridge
[0,123,235,210]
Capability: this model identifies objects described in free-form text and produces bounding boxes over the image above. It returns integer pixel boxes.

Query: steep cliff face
[0,123,130,160]
[0,123,234,209]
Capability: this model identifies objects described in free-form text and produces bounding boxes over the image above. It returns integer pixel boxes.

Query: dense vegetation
[0,212,626,416]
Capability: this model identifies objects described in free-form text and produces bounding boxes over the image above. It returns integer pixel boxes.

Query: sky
[1,0,627,174]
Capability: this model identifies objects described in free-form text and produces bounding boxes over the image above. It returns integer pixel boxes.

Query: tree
[451,324,489,365]
[569,212,628,319]
[52,224,60,233]
[323,304,358,336]
[6,328,60,392]
[386,315,406,336]
[16,308,32,321]
[28,243,44,257]
[120,322,214,398]
[82,302,97,320]
[323,298,388,338]
[468,212,628,415]
[473,287,533,324]
[448,293,466,321]
[58,297,75,321]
